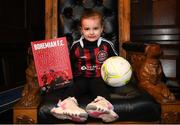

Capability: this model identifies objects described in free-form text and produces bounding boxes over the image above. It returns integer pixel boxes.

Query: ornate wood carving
[18,48,39,107]
[134,44,176,103]
[161,100,180,123]
[162,111,179,123]
[16,115,35,124]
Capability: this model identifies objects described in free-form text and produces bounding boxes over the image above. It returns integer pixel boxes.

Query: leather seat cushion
[38,82,161,123]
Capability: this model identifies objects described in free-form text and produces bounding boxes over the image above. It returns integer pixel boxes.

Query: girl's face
[81,16,103,42]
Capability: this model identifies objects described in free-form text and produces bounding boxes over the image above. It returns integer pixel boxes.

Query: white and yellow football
[101,56,132,87]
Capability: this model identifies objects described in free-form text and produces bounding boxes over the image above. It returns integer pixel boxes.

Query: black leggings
[64,77,110,100]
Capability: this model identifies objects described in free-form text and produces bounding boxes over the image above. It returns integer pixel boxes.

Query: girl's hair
[80,9,103,26]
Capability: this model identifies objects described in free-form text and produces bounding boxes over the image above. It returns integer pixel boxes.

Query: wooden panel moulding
[119,0,130,57]
[45,0,58,39]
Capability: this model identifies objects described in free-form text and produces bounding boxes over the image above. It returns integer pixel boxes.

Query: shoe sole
[86,105,109,117]
[86,105,119,122]
[51,110,88,122]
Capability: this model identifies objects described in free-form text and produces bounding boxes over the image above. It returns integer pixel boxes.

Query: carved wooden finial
[19,47,40,107]
[138,44,175,103]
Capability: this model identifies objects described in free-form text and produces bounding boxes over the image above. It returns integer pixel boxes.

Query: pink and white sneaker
[51,97,88,122]
[86,96,119,122]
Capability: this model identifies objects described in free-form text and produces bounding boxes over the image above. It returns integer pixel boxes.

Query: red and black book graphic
[31,37,72,92]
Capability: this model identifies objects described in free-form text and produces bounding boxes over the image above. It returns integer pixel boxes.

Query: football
[101,56,132,87]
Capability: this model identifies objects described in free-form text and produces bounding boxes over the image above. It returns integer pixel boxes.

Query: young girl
[51,9,119,123]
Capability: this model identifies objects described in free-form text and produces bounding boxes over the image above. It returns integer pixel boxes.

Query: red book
[31,37,73,92]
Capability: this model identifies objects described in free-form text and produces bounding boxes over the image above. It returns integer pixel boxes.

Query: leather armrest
[122,42,146,52]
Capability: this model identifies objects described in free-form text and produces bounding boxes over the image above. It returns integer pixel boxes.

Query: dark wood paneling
[131,28,180,42]
[0,0,45,92]
[0,1,26,28]
[152,0,176,26]
[0,0,28,91]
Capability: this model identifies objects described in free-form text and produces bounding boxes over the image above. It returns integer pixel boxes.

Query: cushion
[38,81,161,123]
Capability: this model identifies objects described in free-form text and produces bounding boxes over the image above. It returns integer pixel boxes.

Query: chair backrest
[57,0,119,48]
[45,0,131,57]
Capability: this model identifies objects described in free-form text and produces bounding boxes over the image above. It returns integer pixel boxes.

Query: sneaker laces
[51,97,88,122]
[56,97,78,110]
[93,96,114,110]
[86,96,119,122]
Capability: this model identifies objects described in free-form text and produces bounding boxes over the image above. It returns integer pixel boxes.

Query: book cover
[31,37,73,93]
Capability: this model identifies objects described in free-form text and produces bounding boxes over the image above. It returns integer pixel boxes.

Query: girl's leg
[89,77,110,99]
[63,77,88,99]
